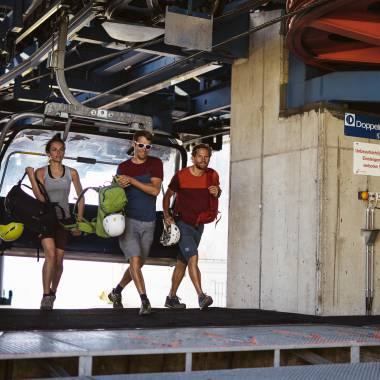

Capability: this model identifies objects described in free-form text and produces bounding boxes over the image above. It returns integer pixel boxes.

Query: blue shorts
[177,220,204,263]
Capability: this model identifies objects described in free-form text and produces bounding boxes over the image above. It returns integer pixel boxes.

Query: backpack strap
[207,169,221,226]
[72,186,100,218]
[61,216,96,234]
[64,187,100,231]
[35,177,66,220]
[18,172,66,220]
[18,172,27,184]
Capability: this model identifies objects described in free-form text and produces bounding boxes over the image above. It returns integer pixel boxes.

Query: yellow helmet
[0,222,24,242]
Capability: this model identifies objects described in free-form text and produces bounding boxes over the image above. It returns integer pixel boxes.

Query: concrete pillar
[228,11,380,315]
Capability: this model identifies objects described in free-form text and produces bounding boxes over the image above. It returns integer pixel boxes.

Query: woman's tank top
[44,165,72,219]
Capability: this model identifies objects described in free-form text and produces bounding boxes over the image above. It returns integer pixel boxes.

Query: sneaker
[49,290,56,302]
[40,295,54,310]
[165,295,186,309]
[108,289,123,309]
[139,299,152,315]
[199,293,213,310]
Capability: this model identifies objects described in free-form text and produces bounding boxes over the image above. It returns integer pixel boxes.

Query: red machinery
[286,0,380,71]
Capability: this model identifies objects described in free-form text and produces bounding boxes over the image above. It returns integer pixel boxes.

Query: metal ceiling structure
[0,0,286,147]
[2,0,379,144]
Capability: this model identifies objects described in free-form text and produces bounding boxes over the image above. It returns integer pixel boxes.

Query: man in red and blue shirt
[163,143,221,310]
[108,130,163,315]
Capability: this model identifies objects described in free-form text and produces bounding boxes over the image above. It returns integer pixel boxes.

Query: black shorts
[40,218,71,250]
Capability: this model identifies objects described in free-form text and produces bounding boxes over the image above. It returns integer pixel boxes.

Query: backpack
[195,169,220,225]
[4,173,63,236]
[68,182,127,238]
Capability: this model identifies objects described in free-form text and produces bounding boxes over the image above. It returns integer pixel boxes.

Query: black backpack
[4,173,63,236]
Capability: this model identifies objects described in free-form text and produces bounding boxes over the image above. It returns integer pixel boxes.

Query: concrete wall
[228,11,380,315]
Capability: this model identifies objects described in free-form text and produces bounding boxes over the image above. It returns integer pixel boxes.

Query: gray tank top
[44,165,72,219]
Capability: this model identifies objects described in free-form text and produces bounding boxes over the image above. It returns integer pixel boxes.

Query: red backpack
[195,169,220,225]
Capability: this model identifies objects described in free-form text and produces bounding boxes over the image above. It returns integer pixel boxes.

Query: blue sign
[344,113,380,140]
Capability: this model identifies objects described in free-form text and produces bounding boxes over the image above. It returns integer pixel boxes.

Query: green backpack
[67,183,127,238]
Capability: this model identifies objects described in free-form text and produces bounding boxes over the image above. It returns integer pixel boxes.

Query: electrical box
[165,7,213,51]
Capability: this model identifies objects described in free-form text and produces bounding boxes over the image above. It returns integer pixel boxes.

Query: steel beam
[286,54,380,108]
[93,51,153,75]
[85,55,221,109]
[0,4,95,88]
[174,85,230,123]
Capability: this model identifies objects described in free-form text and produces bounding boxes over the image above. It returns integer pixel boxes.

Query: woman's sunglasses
[134,141,152,150]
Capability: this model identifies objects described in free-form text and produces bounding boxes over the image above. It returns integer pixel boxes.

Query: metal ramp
[1,324,380,378]
[30,363,380,380]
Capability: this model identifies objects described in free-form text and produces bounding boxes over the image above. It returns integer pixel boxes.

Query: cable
[0,0,276,92]
[83,0,331,107]
[1,14,59,116]
[4,0,266,92]
[1,0,330,104]
[0,36,166,95]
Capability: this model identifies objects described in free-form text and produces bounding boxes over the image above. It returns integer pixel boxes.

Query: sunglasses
[134,141,152,150]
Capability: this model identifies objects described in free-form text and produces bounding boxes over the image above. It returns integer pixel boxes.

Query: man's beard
[195,162,207,170]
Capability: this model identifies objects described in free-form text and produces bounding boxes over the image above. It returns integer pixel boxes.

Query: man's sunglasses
[134,141,152,150]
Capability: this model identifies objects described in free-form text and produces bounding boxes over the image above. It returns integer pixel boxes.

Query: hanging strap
[61,187,100,232]
[62,216,96,234]
[72,186,99,219]
[207,169,221,227]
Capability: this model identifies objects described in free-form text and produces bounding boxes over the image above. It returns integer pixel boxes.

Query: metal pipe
[370,208,375,310]
[0,5,95,89]
[365,205,376,315]
[16,1,63,45]
[23,0,44,21]
[365,207,370,314]
[0,113,44,156]
[0,256,3,299]
[54,10,82,107]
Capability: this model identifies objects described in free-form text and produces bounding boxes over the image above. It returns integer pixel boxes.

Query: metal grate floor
[1,324,380,376]
[1,324,380,358]
[29,363,380,380]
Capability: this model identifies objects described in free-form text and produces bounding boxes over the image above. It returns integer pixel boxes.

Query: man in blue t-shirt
[108,130,163,315]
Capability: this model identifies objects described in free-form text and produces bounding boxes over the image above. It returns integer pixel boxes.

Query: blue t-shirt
[117,156,163,222]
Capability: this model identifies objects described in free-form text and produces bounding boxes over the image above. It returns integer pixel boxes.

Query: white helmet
[103,213,125,237]
[160,221,181,246]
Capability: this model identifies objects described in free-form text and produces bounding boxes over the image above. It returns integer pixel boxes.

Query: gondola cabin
[0,103,186,266]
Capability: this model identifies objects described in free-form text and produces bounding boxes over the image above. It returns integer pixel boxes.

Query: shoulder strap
[206,168,217,187]
[36,178,50,203]
[72,186,100,218]
[17,172,49,203]
[36,177,67,219]
[18,173,27,184]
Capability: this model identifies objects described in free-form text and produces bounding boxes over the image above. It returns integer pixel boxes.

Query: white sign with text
[353,141,380,176]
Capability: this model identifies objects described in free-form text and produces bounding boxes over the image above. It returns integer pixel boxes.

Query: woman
[26,133,84,310]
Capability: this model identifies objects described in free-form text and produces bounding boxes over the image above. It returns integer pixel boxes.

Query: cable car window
[0,129,180,210]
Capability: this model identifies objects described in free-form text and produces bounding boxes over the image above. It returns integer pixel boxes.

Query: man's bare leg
[169,260,187,297]
[128,256,146,295]
[187,255,203,296]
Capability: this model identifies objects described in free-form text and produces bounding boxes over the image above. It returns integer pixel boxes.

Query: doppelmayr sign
[344,113,380,140]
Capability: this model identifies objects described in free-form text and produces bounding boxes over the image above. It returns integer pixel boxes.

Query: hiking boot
[139,299,152,316]
[40,295,54,310]
[199,293,213,310]
[108,289,123,309]
[165,295,186,309]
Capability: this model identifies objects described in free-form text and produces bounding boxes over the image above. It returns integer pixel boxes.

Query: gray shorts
[119,217,155,262]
